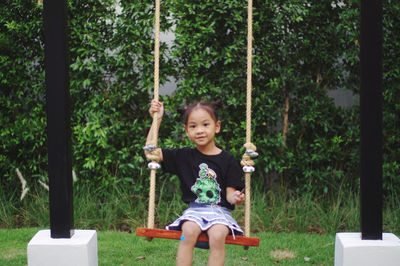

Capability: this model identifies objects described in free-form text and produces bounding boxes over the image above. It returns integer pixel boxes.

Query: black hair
[178,100,223,125]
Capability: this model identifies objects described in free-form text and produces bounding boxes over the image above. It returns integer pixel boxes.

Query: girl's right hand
[149,100,164,119]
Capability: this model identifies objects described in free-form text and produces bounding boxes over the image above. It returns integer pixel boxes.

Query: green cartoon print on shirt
[191,163,221,204]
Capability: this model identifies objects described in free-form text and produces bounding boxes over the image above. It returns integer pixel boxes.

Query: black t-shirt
[161,147,244,210]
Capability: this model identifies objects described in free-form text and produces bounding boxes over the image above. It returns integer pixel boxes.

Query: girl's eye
[204,123,209,127]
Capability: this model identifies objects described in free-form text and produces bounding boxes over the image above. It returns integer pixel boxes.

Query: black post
[360,0,383,240]
[43,0,74,238]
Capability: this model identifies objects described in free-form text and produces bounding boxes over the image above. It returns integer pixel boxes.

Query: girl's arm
[145,100,164,162]
[226,187,245,205]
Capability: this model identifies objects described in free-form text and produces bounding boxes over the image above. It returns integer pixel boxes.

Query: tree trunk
[279,93,290,191]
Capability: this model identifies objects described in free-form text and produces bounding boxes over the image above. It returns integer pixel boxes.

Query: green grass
[2,183,399,236]
[0,227,335,265]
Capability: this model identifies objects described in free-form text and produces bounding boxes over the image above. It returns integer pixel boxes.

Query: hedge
[1,0,399,199]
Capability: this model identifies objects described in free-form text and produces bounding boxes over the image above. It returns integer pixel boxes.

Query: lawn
[0,227,335,265]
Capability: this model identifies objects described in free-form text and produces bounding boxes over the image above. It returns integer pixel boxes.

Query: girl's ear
[215,120,221,134]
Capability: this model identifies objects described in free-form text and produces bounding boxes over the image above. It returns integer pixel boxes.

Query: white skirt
[166,202,243,237]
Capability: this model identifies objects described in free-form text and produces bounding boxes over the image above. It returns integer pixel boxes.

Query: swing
[136,0,259,248]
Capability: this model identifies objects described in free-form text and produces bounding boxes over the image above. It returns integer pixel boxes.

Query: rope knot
[243,142,257,151]
[241,143,258,170]
[144,144,162,163]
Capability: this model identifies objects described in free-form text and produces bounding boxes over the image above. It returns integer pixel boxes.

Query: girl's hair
[178,100,223,125]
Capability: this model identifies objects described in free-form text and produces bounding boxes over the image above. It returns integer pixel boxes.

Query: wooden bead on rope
[148,162,161,170]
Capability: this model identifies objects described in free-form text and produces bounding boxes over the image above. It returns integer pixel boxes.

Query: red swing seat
[136,227,260,247]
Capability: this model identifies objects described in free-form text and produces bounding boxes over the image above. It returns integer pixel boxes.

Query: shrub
[1,0,399,200]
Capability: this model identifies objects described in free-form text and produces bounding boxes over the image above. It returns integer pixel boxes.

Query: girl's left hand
[229,190,245,205]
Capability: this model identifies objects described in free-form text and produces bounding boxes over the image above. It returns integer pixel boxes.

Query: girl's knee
[209,232,227,244]
[181,222,201,242]
[181,231,198,242]
[208,225,229,245]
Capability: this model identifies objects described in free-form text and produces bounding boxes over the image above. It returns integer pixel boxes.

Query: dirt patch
[2,247,24,259]
[307,224,324,234]
[269,249,296,260]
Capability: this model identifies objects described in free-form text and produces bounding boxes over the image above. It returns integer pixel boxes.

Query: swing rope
[146,0,161,230]
[141,0,258,246]
[242,0,256,239]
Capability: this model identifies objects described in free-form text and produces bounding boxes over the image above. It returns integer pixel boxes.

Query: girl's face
[184,108,221,151]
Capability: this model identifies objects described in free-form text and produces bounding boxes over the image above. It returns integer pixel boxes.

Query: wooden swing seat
[136,227,260,247]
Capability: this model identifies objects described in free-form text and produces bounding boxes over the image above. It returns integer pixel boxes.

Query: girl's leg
[176,221,202,266]
[206,224,229,266]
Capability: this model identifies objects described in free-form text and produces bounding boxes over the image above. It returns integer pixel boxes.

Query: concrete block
[334,232,400,266]
[27,229,98,266]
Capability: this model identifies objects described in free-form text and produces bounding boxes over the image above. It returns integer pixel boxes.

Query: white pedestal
[334,232,400,266]
[27,229,98,266]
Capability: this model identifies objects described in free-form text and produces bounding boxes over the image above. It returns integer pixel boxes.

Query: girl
[146,99,245,266]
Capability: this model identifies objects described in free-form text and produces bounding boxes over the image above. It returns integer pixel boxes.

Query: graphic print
[191,163,221,204]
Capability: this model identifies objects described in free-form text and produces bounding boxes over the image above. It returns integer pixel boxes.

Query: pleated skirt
[166,202,243,236]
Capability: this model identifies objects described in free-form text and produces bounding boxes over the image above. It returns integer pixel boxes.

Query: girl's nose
[196,126,204,133]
